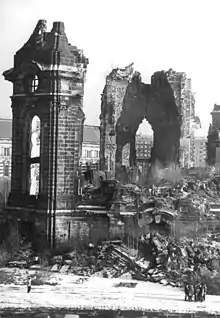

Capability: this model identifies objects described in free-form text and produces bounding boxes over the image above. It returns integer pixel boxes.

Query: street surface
[0,275,220,314]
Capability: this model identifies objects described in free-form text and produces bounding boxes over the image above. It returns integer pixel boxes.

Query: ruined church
[100,65,197,173]
[3,19,198,245]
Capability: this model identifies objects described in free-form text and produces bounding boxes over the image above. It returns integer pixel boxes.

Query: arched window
[29,115,41,196]
[26,74,39,93]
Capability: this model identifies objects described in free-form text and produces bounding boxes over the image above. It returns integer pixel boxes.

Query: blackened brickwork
[3,20,89,244]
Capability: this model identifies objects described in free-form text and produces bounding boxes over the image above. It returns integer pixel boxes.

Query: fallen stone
[115,282,137,288]
[8,261,27,268]
[51,255,63,264]
[64,259,72,265]
[66,251,77,259]
[156,257,162,264]
[59,265,70,273]
[50,264,60,272]
[160,279,168,285]
[29,264,42,270]
[152,272,164,278]
[75,277,89,284]
[135,259,150,271]
[33,256,39,263]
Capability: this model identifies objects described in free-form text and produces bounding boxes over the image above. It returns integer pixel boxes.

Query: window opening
[3,161,9,177]
[2,147,10,157]
[29,116,41,196]
[27,74,39,93]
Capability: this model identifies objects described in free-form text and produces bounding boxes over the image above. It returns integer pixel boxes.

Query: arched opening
[25,74,39,93]
[28,115,41,196]
[136,119,153,167]
[100,67,184,180]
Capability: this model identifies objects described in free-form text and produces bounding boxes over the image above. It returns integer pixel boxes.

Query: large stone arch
[100,65,194,173]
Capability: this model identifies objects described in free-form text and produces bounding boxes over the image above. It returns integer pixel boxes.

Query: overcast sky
[0,0,219,136]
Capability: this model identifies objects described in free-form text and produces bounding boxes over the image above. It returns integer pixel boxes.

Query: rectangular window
[29,116,41,196]
[93,150,99,158]
[86,150,92,158]
[29,163,40,195]
[2,148,10,156]
[3,164,9,177]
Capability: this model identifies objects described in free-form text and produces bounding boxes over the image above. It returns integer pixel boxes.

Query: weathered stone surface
[29,264,42,270]
[50,264,60,272]
[51,255,63,265]
[100,66,196,173]
[8,261,27,268]
[59,265,70,273]
[3,19,89,244]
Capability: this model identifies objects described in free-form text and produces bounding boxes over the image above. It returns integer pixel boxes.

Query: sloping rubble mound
[5,170,220,294]
[4,231,220,294]
[117,173,220,222]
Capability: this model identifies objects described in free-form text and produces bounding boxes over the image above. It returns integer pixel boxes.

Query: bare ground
[0,268,220,314]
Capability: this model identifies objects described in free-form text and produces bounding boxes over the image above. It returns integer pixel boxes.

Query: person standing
[27,277,32,293]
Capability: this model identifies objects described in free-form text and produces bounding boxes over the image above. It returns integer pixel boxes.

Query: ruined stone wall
[164,70,196,167]
[56,102,85,210]
[99,64,135,172]
[55,214,109,245]
[147,70,181,165]
[3,20,88,213]
[100,67,196,171]
[180,78,196,167]
[3,20,89,245]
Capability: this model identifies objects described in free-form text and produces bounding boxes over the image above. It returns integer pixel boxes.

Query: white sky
[0,0,220,137]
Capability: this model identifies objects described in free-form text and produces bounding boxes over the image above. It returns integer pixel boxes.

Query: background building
[194,136,207,167]
[0,118,12,177]
[80,125,100,171]
[0,119,101,175]
[0,119,206,177]
[136,134,153,165]
[207,104,220,167]
[0,118,12,209]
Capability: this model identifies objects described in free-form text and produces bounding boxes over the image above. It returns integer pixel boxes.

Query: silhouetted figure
[27,277,32,293]
[200,282,207,301]
[185,283,194,301]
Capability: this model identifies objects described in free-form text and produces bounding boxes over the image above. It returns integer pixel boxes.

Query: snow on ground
[0,271,220,314]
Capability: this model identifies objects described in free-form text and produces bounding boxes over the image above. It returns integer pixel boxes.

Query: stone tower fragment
[3,20,89,245]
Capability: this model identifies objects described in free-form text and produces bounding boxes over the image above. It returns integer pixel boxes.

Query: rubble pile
[137,232,220,287]
[50,241,150,279]
[4,230,220,293]
[118,173,220,223]
[4,169,220,294]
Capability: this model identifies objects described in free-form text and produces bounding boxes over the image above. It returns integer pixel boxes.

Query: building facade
[207,104,220,167]
[194,136,207,167]
[136,134,153,163]
[0,118,12,177]
[80,125,100,164]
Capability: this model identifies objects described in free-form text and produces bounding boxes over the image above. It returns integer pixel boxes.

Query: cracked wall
[100,65,196,173]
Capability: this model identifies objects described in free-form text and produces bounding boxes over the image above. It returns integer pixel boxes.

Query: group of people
[184,282,207,302]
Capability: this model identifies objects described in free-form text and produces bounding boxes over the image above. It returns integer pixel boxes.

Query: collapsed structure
[100,65,197,173]
[2,19,201,246]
